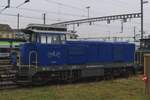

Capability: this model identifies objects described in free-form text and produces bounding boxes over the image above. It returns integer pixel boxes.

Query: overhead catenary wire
[0,0,142,19]
[93,0,140,13]
[79,0,139,17]
[0,12,64,21]
[108,0,133,5]
[0,5,86,17]
[0,0,147,34]
[44,0,86,12]
[0,0,10,13]
[16,0,30,8]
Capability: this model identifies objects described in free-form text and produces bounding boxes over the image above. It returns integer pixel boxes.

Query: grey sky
[0,0,150,38]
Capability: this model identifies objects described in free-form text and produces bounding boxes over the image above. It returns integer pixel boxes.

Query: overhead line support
[51,13,141,26]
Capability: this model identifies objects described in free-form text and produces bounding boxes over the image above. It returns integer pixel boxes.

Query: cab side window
[41,35,46,44]
[40,34,66,44]
[47,35,52,44]
[60,35,66,44]
[52,35,60,44]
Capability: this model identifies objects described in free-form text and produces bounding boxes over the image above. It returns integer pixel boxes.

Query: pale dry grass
[0,75,149,100]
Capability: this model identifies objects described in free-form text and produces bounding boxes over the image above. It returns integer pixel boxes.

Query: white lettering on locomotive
[48,51,61,58]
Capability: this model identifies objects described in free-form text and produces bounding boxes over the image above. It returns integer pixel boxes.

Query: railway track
[0,81,18,90]
[0,65,18,90]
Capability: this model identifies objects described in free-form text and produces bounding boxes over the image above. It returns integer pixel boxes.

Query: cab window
[52,35,60,44]
[60,35,66,44]
[39,34,66,44]
[47,35,52,44]
[41,35,46,44]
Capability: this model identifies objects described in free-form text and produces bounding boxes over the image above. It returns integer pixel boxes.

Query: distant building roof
[0,24,13,32]
[0,38,26,42]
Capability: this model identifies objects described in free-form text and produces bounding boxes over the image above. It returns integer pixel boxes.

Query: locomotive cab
[16,24,69,83]
[24,24,67,44]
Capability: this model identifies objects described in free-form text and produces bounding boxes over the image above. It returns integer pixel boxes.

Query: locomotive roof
[26,24,67,32]
[27,24,67,29]
[21,29,68,35]
[23,24,69,35]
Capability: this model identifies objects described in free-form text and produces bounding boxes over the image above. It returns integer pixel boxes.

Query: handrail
[29,51,38,73]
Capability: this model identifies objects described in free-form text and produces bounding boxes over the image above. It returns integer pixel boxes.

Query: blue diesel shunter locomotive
[16,24,135,84]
